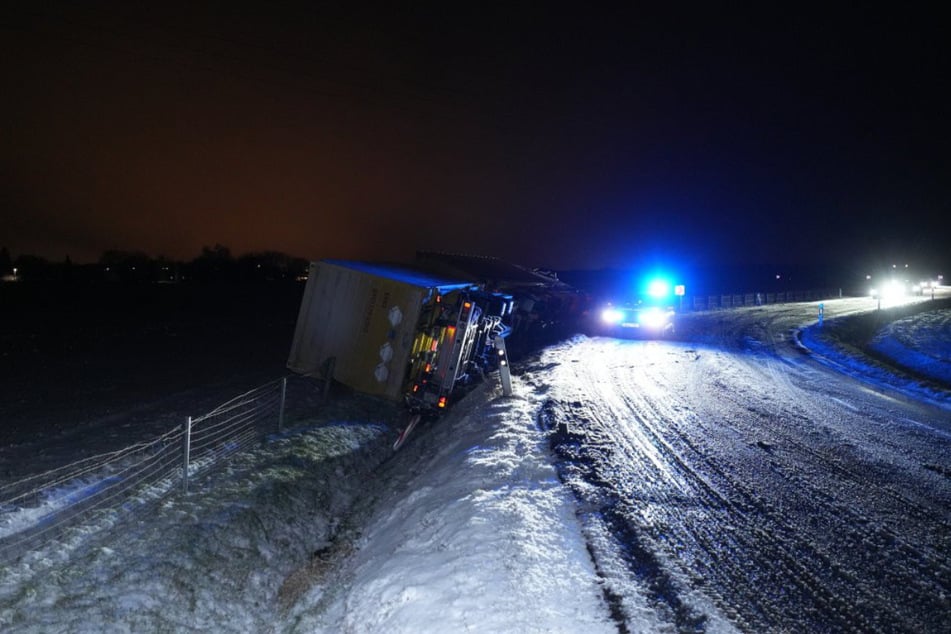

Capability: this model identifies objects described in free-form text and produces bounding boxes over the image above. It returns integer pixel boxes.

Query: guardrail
[680,289,844,311]
[0,377,288,566]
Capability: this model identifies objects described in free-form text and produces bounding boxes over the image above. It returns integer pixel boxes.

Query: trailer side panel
[287,261,427,399]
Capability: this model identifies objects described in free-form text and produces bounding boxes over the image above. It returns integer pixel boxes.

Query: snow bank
[869,308,951,385]
[798,304,951,411]
[289,382,615,632]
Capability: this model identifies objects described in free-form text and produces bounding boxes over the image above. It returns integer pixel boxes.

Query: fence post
[279,377,287,433]
[322,357,336,402]
[183,416,192,495]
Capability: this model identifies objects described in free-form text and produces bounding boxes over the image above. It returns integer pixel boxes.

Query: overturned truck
[287,259,514,448]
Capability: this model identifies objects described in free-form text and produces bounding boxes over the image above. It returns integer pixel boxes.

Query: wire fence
[0,377,288,567]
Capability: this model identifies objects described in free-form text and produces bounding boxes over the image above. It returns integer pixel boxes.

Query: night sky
[2,3,948,280]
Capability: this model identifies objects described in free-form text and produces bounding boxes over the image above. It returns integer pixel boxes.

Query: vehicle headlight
[601,308,624,324]
[884,280,904,298]
[638,307,669,329]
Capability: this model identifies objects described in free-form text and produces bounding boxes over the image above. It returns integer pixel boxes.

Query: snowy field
[1,286,950,632]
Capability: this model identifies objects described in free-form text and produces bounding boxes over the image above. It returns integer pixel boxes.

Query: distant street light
[12,267,17,281]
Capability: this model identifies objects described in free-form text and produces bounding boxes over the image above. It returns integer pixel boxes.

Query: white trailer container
[287,259,479,402]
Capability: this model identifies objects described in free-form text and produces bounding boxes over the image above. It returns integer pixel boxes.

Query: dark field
[0,282,306,467]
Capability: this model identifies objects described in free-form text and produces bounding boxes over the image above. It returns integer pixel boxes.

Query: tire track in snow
[680,338,951,631]
[534,334,951,633]
[536,396,716,633]
[583,347,881,633]
[532,345,811,631]
[742,375,951,623]
[753,313,951,574]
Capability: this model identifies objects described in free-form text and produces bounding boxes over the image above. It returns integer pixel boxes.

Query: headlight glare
[601,308,624,324]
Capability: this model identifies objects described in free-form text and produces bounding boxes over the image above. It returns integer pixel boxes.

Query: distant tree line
[0,245,310,284]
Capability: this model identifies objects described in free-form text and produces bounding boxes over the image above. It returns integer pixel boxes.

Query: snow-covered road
[528,297,951,632]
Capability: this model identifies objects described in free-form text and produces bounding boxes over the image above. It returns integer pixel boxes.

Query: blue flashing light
[646,278,671,298]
